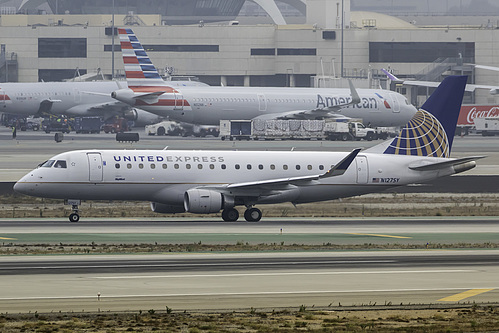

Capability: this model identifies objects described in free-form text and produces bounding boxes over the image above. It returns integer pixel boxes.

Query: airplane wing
[201,149,361,197]
[64,101,134,120]
[381,69,478,92]
[253,80,361,121]
[35,98,62,116]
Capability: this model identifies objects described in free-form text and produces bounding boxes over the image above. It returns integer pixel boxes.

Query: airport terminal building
[1,0,499,106]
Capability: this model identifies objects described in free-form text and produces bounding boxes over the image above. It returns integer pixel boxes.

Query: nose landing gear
[65,199,81,222]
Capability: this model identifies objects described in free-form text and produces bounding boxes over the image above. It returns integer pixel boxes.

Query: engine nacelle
[123,109,138,121]
[111,88,136,105]
[184,189,223,214]
[150,202,185,214]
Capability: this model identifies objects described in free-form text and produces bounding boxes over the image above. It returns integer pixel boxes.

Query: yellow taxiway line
[347,233,412,239]
[438,289,495,302]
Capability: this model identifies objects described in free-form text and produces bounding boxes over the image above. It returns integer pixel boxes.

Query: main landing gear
[221,207,262,222]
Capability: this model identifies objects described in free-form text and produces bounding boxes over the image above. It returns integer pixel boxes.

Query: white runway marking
[91,269,476,279]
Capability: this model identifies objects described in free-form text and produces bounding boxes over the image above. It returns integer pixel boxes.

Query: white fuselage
[14,149,455,208]
[127,86,416,127]
[0,80,201,125]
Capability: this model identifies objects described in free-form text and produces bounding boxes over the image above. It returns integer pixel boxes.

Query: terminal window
[277,48,317,56]
[39,38,87,58]
[369,42,474,63]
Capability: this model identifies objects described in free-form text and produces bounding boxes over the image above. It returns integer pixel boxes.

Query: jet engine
[111,88,136,105]
[123,109,138,121]
[184,189,223,214]
[150,202,185,214]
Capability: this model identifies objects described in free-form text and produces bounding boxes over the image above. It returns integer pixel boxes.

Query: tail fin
[382,75,467,158]
[118,28,167,88]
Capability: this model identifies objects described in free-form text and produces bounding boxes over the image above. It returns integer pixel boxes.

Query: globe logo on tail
[383,109,450,158]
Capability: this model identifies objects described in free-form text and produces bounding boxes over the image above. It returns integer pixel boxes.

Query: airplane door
[257,94,267,111]
[174,93,184,110]
[87,153,103,182]
[0,91,5,106]
[389,92,401,113]
[73,88,81,103]
[355,156,368,184]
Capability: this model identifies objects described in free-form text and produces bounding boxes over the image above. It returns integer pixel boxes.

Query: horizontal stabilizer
[409,156,486,171]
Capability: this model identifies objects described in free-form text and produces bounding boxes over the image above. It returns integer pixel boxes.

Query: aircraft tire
[222,208,239,222]
[69,213,80,223]
[244,208,262,222]
[157,127,166,136]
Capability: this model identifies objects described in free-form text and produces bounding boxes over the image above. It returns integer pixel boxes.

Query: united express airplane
[14,76,482,222]
[111,28,417,127]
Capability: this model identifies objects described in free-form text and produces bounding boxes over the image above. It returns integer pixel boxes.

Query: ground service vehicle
[220,119,378,141]
[474,117,499,136]
[74,117,102,134]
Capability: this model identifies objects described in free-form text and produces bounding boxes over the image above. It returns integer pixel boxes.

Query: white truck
[220,119,378,141]
[474,117,499,136]
[145,121,183,136]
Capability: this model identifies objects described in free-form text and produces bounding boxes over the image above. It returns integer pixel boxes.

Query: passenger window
[283,165,288,170]
[54,160,67,168]
[270,164,275,170]
[162,164,167,169]
[174,164,179,169]
[139,164,144,169]
[150,164,155,169]
[115,163,120,169]
[235,164,240,170]
[247,164,252,170]
[258,164,263,170]
[307,165,312,170]
[198,164,203,169]
[319,165,324,170]
[296,165,301,170]
[186,164,191,169]
[209,164,215,170]
[221,164,226,170]
[127,163,132,169]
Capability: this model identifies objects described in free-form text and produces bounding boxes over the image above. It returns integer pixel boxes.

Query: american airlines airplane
[0,79,207,125]
[14,76,482,222]
[111,28,417,127]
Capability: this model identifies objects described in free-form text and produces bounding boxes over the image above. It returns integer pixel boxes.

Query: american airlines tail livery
[14,75,483,222]
[111,28,417,127]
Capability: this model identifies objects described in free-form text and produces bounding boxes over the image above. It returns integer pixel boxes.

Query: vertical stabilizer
[382,75,467,158]
[118,28,167,88]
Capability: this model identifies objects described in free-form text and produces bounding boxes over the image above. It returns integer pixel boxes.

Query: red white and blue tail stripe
[118,28,178,95]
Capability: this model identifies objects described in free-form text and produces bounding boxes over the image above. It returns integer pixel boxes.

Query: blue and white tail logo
[383,75,468,158]
[383,109,450,157]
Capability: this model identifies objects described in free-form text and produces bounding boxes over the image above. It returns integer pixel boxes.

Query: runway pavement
[0,218,497,312]
[0,250,497,313]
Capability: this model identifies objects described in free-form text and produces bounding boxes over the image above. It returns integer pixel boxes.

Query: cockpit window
[54,160,67,168]
[40,160,55,168]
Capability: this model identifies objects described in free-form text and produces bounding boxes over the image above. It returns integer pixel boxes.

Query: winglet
[381,68,401,82]
[320,148,361,178]
[348,80,361,105]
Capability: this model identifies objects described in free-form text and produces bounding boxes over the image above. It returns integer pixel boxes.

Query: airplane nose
[13,180,29,195]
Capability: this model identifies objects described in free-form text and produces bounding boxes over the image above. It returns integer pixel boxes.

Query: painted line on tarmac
[0,236,16,240]
[438,288,495,302]
[347,233,412,239]
[91,269,476,279]
[1,286,498,301]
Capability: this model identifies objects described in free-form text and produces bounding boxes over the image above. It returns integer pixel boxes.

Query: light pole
[111,0,115,79]
[341,0,344,78]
